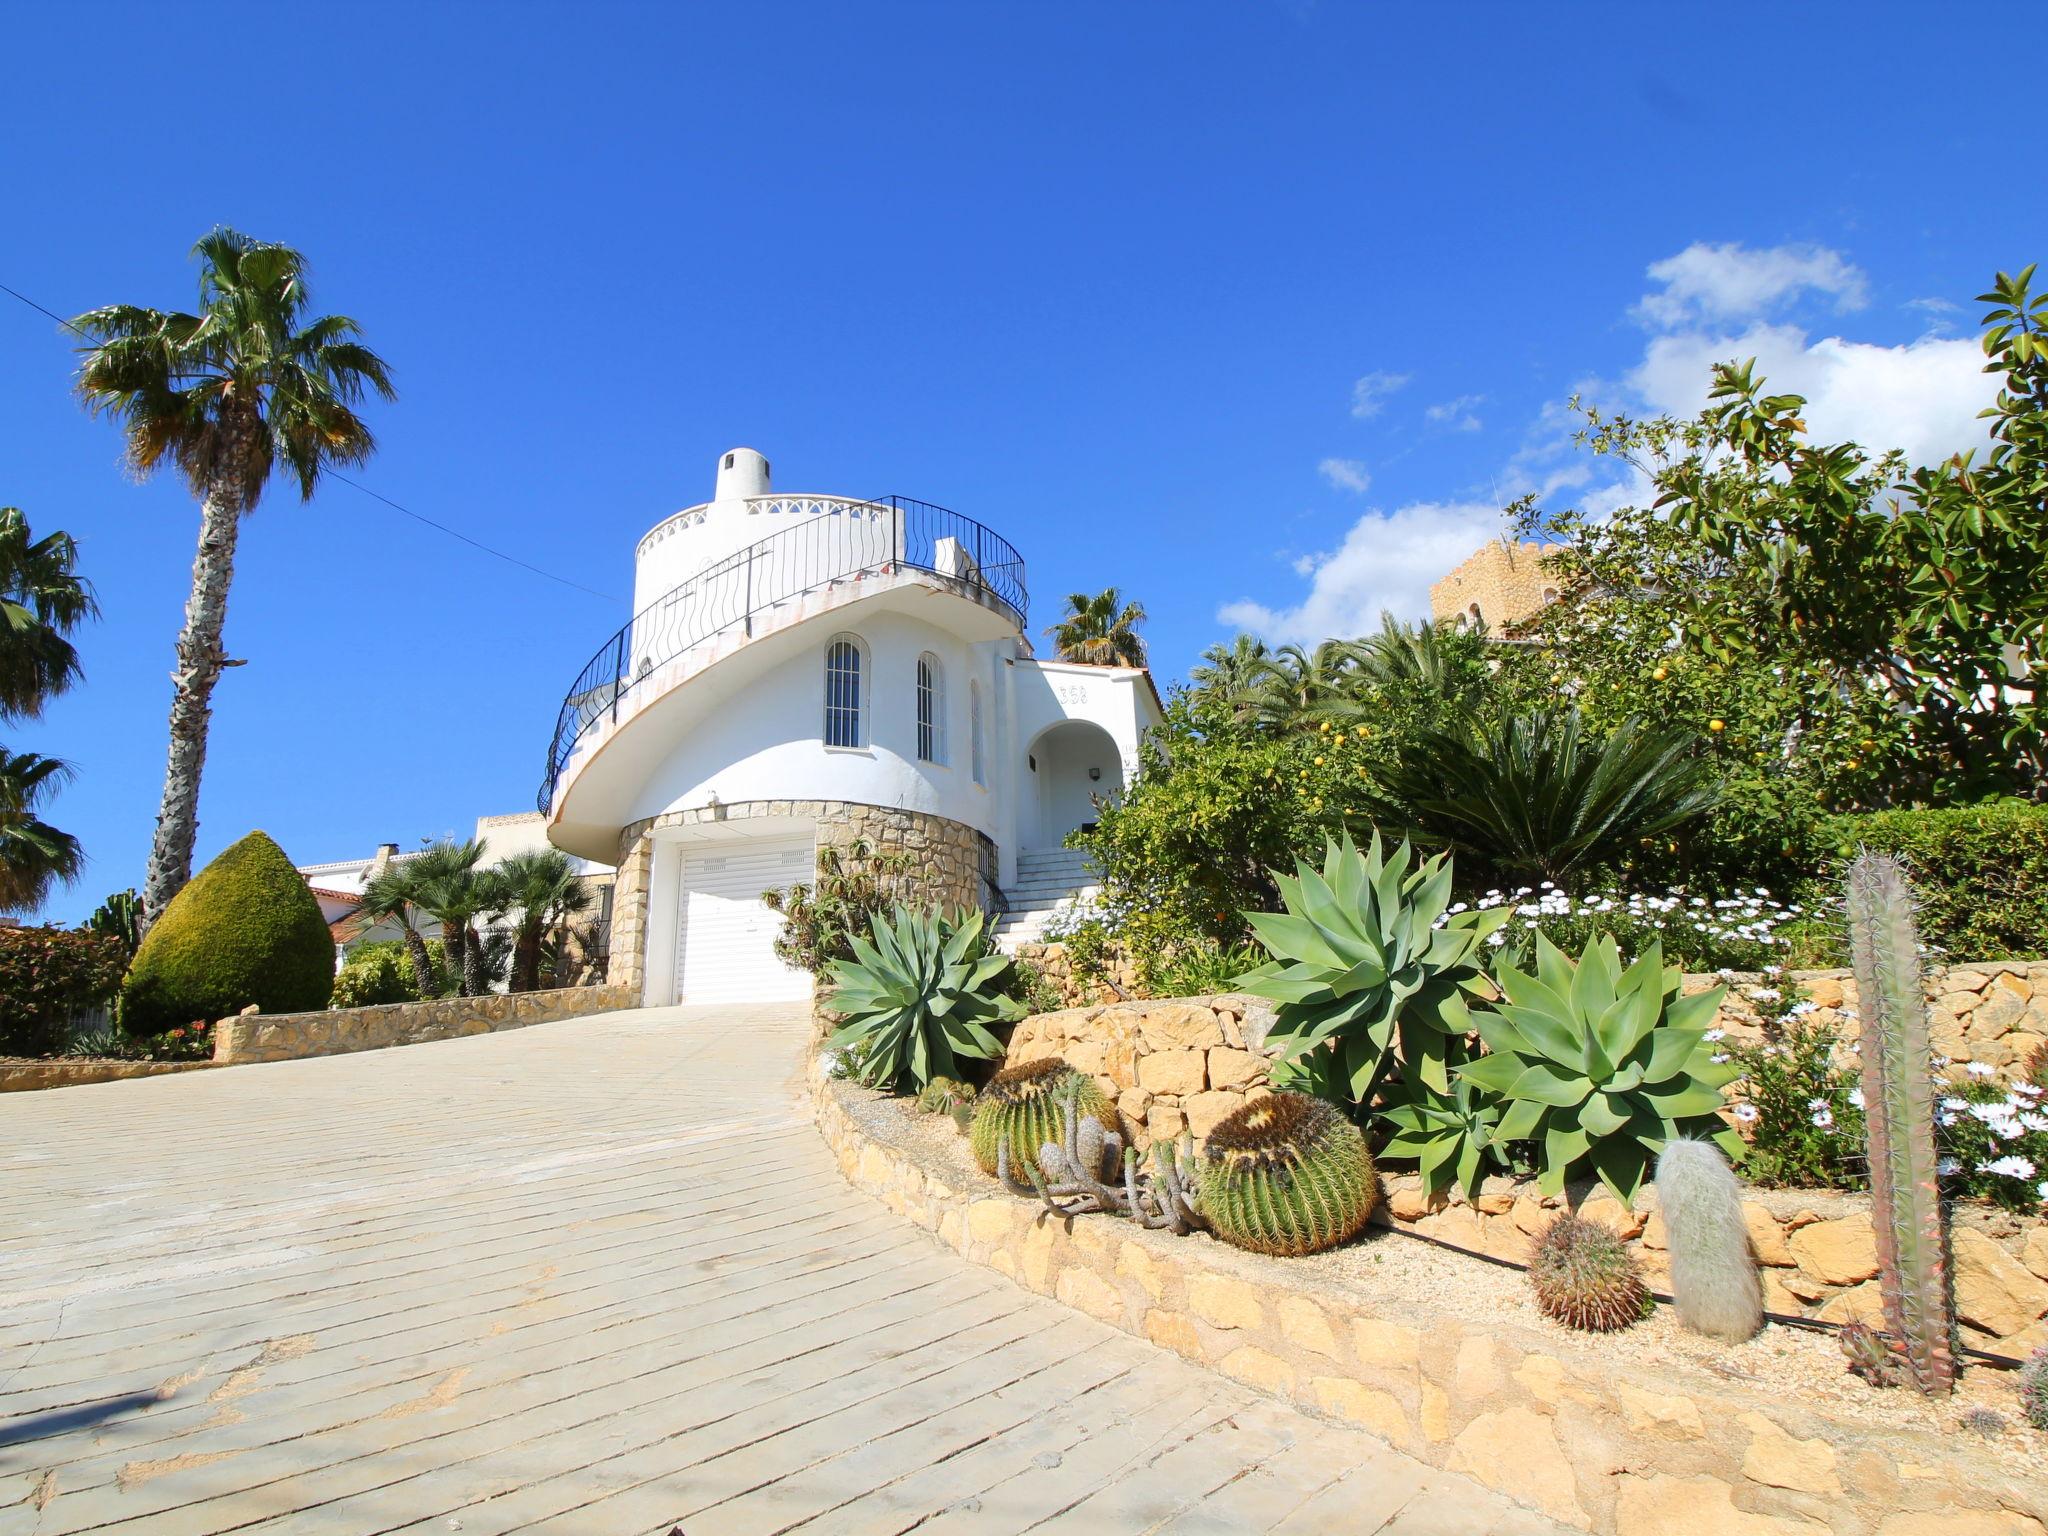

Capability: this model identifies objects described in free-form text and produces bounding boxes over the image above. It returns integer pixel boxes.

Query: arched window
[824,635,866,748]
[969,680,986,786]
[916,652,947,764]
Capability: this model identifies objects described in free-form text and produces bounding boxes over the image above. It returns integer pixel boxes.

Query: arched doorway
[1027,720,1124,849]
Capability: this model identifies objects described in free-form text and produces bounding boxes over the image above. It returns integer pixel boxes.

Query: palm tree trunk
[463,927,487,996]
[138,476,245,935]
[513,922,542,993]
[399,923,439,998]
[441,919,467,995]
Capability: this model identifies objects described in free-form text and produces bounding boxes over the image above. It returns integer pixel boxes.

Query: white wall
[621,608,1008,842]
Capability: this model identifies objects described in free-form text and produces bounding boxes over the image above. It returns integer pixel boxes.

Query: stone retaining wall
[1007,990,2048,1349]
[0,1059,215,1093]
[1708,960,2048,1072]
[813,1060,2048,1536]
[610,799,994,994]
[212,984,637,1065]
[1007,940,1143,1008]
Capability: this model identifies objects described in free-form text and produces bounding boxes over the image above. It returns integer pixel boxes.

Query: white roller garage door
[674,838,815,1004]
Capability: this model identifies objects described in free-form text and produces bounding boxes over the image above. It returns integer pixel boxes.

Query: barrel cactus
[1195,1092,1378,1257]
[1529,1214,1649,1332]
[970,1059,1113,1182]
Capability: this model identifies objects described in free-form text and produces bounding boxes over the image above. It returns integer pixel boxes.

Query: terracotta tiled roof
[308,886,363,907]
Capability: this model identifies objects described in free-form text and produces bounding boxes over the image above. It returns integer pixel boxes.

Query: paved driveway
[1,1005,1564,1535]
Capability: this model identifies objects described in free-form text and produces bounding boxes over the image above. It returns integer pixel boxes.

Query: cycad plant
[1459,933,1738,1201]
[1358,707,1720,887]
[1232,832,1507,1107]
[824,905,1026,1092]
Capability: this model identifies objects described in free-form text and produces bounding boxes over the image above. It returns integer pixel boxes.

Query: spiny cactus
[991,1082,1202,1234]
[1529,1215,1650,1333]
[2021,1346,2048,1430]
[916,1076,976,1116]
[1960,1406,2007,1437]
[1195,1093,1378,1257]
[1654,1139,1763,1342]
[1846,851,1957,1395]
[1837,1322,1908,1387]
[970,1059,1113,1182]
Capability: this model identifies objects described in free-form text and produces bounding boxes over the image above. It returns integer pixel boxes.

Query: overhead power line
[1,279,619,602]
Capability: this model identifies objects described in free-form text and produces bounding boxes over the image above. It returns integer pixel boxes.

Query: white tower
[713,447,770,502]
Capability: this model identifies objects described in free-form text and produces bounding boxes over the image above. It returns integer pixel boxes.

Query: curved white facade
[544,447,1162,1003]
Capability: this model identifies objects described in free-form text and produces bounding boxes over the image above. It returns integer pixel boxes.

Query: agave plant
[1459,932,1739,1201]
[824,905,1026,1092]
[1376,1055,1507,1200]
[1233,832,1507,1105]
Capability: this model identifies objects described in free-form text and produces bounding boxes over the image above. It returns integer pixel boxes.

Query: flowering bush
[1464,884,1803,974]
[0,924,129,1057]
[1727,1005,2048,1213]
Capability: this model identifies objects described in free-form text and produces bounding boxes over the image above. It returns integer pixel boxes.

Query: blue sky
[2,2,2032,921]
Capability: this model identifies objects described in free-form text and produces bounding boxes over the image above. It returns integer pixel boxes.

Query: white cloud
[1349,371,1410,418]
[1219,500,1506,643]
[1634,241,1868,328]
[1425,394,1485,431]
[1317,457,1371,494]
[1627,320,1990,467]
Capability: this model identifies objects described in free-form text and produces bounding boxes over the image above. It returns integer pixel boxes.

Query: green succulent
[969,1058,1113,1182]
[824,905,1026,1092]
[1376,1054,1507,1200]
[1459,932,1739,1202]
[1195,1091,1379,1257]
[1233,832,1507,1105]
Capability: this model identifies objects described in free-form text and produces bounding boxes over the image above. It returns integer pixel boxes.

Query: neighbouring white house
[538,448,1161,1007]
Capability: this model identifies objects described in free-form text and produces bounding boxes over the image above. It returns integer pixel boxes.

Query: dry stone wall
[609,799,994,994]
[1007,982,2048,1350]
[814,1059,2048,1536]
[212,984,637,1065]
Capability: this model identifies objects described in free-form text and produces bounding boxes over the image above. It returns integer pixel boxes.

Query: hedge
[122,830,335,1034]
[1821,799,2048,961]
[0,924,128,1057]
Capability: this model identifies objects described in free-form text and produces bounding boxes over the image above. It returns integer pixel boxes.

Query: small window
[824,636,865,748]
[969,680,986,786]
[916,653,947,764]
[724,452,735,468]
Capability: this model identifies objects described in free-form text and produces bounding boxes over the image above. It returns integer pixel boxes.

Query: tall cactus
[1845,851,1955,1395]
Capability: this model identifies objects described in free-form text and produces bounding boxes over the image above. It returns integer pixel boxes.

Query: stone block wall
[1005,996,1276,1149]
[814,1060,2048,1536]
[1706,961,2048,1073]
[213,984,637,1065]
[608,799,994,995]
[1007,940,1143,1009]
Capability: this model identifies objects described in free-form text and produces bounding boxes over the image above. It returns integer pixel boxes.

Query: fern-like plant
[823,905,1025,1092]
[1459,933,1739,1202]
[1233,832,1507,1106]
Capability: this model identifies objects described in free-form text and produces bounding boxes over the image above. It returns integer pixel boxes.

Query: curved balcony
[539,495,1027,815]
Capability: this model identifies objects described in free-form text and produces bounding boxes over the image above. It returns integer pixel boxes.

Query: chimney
[713,447,771,502]
[372,842,398,874]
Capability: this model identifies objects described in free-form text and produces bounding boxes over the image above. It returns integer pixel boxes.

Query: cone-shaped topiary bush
[1196,1092,1378,1257]
[122,831,334,1035]
[1529,1215,1650,1332]
[970,1059,1112,1183]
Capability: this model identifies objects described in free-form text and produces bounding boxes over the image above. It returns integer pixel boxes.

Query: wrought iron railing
[538,495,1027,813]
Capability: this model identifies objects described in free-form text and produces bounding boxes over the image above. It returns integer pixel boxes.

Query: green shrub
[0,924,127,1056]
[1819,800,2048,960]
[122,830,334,1035]
[331,939,441,1008]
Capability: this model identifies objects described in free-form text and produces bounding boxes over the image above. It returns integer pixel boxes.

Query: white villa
[538,448,1160,1007]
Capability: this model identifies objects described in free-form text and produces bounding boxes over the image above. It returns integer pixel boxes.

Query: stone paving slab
[1,1004,1569,1534]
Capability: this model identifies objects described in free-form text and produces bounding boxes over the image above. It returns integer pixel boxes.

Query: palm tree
[72,229,395,933]
[1356,707,1722,887]
[0,751,84,914]
[356,861,445,996]
[1190,633,1270,721]
[0,507,96,722]
[1244,639,1367,731]
[1048,588,1148,667]
[406,839,489,996]
[493,849,594,992]
[1351,612,1482,706]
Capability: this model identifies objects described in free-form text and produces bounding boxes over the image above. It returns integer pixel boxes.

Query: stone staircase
[992,847,1102,951]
